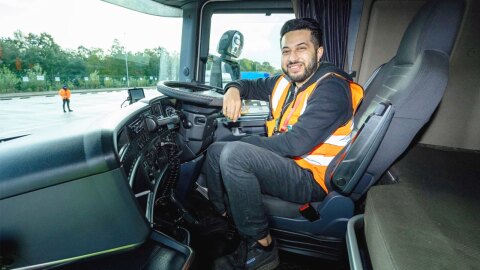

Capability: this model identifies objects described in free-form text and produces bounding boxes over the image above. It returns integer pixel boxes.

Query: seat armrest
[330,103,394,194]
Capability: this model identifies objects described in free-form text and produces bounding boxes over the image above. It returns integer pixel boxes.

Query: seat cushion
[364,145,480,270]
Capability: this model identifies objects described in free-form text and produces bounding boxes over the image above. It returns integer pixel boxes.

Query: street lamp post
[125,48,129,87]
[123,33,130,87]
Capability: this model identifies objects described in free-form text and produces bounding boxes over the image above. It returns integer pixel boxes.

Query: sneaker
[213,238,279,270]
[68,109,73,112]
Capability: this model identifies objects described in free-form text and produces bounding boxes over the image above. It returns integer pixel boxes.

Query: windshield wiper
[0,134,30,143]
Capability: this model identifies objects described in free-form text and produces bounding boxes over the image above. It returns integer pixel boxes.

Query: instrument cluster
[116,97,180,214]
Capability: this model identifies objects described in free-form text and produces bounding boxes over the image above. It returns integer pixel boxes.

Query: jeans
[205,141,326,240]
[62,99,71,111]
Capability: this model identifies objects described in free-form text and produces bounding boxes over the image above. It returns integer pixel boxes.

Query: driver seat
[263,0,465,259]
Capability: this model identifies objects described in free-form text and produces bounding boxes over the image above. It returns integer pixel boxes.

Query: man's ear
[317,46,324,62]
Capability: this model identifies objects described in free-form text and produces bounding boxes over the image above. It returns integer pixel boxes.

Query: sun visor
[102,0,182,17]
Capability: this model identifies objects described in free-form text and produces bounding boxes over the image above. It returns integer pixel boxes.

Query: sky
[0,0,183,52]
[209,13,294,68]
[0,0,293,68]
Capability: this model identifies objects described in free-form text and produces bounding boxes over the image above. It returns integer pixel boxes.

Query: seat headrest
[395,0,464,65]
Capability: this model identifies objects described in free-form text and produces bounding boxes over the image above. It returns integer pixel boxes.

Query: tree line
[0,31,280,93]
[0,31,179,93]
[238,59,281,75]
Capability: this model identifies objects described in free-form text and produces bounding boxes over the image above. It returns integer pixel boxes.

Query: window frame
[196,0,293,83]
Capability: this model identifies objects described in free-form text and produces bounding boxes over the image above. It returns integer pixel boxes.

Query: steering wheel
[157,81,224,107]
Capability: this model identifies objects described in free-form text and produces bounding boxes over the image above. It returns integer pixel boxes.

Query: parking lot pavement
[0,89,158,139]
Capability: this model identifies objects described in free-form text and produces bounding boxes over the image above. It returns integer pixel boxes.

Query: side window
[205,13,294,88]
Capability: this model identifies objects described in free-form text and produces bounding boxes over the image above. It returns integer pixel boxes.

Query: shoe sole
[255,256,280,270]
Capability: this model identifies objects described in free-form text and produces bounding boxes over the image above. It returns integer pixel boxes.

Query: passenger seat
[345,0,480,268]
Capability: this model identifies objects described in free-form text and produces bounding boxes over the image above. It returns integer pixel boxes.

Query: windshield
[0,0,182,139]
[205,13,294,87]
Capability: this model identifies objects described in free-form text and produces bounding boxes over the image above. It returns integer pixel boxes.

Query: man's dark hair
[280,18,323,48]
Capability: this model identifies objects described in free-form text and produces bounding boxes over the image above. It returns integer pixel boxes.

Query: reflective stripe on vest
[267,73,364,192]
[271,77,291,110]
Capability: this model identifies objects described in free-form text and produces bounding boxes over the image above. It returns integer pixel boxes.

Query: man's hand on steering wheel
[223,87,242,122]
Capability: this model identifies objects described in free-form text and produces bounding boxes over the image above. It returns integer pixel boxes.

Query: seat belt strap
[299,203,320,222]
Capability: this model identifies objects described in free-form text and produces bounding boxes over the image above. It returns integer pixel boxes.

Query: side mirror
[209,30,244,88]
[128,88,145,104]
[217,30,244,59]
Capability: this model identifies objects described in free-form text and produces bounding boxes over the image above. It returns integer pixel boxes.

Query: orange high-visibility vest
[59,89,71,100]
[266,73,364,192]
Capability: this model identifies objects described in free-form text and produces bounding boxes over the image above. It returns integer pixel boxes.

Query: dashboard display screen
[128,88,145,103]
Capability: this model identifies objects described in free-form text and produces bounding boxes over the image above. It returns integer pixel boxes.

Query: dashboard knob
[145,116,158,132]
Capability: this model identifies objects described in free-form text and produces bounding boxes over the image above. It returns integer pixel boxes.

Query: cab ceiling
[153,0,288,9]
[153,0,193,8]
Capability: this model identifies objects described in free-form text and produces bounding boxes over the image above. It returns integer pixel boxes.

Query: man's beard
[282,56,318,83]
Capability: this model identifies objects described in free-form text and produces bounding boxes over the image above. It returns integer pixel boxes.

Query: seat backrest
[327,0,465,199]
[351,0,426,85]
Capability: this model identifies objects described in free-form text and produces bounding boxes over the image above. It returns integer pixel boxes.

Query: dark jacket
[224,62,353,158]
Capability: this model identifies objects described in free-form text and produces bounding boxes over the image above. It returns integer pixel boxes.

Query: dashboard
[0,94,183,269]
[0,89,246,269]
[114,97,182,219]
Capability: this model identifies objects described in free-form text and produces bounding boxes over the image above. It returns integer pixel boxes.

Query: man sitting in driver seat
[206,18,363,270]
